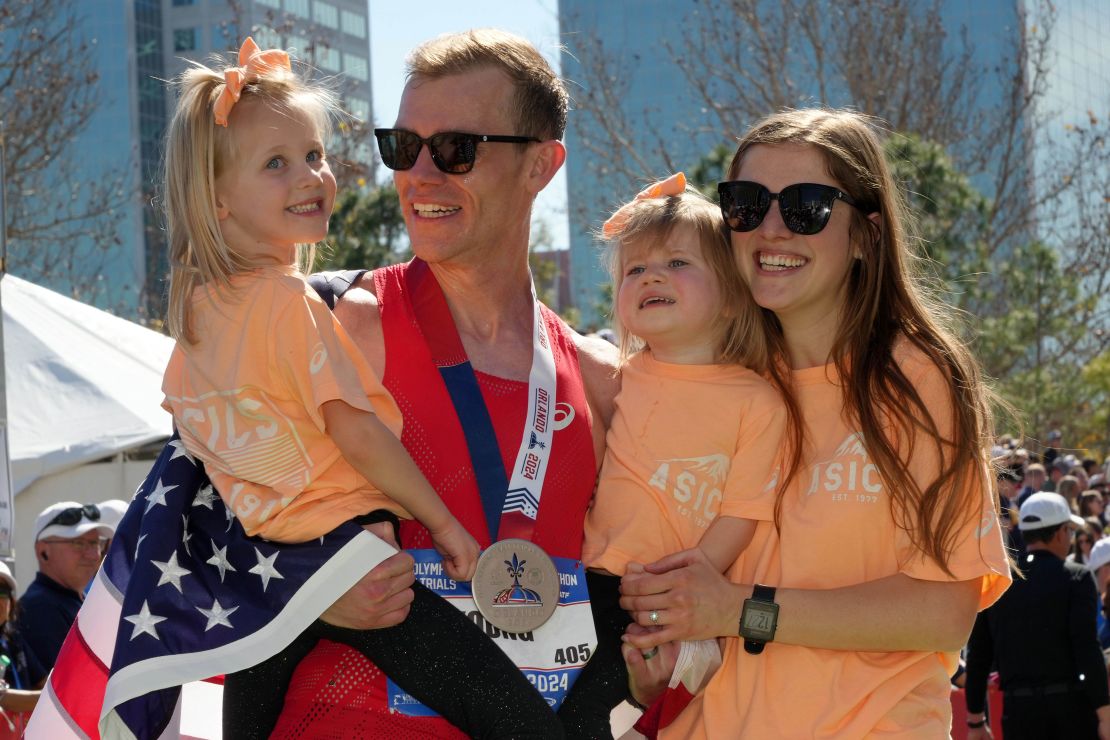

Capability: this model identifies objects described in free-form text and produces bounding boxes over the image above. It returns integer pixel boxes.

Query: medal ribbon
[405,260,557,542]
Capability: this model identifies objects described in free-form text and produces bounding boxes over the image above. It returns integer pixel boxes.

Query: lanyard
[405,260,557,542]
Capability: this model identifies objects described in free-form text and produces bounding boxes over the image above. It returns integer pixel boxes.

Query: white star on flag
[225,505,235,532]
[248,548,284,592]
[167,439,196,465]
[196,599,239,632]
[145,479,178,513]
[151,551,192,593]
[192,484,218,510]
[124,600,168,641]
[206,540,237,582]
[134,533,147,560]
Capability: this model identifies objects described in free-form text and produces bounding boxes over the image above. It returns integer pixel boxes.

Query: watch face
[741,601,777,640]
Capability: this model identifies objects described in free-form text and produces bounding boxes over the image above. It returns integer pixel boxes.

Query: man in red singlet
[268,29,623,738]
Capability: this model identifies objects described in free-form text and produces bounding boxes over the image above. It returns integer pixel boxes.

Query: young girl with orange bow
[582,173,785,735]
[160,38,560,738]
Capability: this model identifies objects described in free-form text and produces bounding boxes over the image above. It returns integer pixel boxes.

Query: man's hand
[320,522,416,630]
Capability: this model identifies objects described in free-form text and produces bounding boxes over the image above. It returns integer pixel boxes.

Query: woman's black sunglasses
[374,128,540,174]
[718,181,866,235]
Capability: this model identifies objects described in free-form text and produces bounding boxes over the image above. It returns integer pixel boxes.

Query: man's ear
[526,139,566,194]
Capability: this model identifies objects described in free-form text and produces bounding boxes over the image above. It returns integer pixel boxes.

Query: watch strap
[752,584,776,603]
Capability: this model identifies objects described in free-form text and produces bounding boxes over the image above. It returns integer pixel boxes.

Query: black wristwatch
[739,584,779,654]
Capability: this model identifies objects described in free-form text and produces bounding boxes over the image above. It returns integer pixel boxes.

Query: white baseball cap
[1018,492,1086,532]
[34,501,114,542]
[1089,538,1110,573]
[97,499,130,532]
[0,561,17,593]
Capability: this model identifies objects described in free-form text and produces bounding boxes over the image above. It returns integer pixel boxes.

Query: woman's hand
[620,623,677,709]
[618,551,745,649]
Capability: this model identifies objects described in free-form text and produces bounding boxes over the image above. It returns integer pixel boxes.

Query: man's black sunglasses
[374,128,540,174]
[718,181,866,236]
[37,503,100,539]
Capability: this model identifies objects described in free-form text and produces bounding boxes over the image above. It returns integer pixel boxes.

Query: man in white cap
[964,492,1110,739]
[18,502,113,670]
[1088,537,1110,652]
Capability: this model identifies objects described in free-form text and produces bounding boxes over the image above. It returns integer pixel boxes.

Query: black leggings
[222,580,562,739]
[558,571,633,738]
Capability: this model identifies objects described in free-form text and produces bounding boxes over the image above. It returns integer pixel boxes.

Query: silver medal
[472,538,559,633]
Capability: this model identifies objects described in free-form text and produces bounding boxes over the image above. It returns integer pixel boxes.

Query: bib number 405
[553,643,592,665]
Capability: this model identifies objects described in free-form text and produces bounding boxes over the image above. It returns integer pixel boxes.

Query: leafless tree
[0,0,132,307]
[562,0,1110,447]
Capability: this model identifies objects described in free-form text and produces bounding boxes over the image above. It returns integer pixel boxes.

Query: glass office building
[558,0,1100,325]
[17,0,373,320]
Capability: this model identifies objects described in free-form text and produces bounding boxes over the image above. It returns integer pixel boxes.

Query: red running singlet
[271,260,598,739]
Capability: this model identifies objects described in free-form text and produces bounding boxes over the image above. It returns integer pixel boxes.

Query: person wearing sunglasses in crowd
[618,109,1011,737]
[0,561,45,739]
[18,502,112,672]
[262,29,626,738]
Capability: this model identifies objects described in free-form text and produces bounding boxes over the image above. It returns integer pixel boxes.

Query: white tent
[2,273,173,495]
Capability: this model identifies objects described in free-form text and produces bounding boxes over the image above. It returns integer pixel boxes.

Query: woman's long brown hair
[728,109,997,576]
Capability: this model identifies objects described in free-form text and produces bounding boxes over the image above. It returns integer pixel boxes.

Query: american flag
[26,435,396,739]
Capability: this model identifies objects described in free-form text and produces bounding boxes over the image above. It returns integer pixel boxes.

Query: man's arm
[964,610,994,718]
[333,274,386,377]
[571,332,620,468]
[1069,571,1110,715]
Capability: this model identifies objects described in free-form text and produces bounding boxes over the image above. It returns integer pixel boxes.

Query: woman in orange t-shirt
[619,109,1011,738]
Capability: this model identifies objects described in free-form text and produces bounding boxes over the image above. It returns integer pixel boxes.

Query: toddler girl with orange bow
[581,174,786,735]
[160,38,561,738]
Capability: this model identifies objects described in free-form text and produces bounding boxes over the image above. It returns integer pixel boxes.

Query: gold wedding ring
[641,646,659,660]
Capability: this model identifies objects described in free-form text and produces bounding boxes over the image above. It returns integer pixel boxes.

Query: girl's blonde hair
[727,108,998,576]
[163,51,338,343]
[602,186,766,369]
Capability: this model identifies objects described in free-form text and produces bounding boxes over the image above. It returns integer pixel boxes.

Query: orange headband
[212,37,292,127]
[601,172,687,238]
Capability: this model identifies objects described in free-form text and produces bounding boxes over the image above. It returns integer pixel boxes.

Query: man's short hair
[1023,522,1065,544]
[1026,463,1045,476]
[405,28,568,141]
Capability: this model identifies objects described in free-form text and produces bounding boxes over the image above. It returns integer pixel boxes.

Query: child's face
[616,224,725,364]
[214,98,336,261]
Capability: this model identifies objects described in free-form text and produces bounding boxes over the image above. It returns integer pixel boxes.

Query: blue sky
[368,0,568,248]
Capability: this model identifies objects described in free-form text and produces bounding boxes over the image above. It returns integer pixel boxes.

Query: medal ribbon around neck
[405,260,557,543]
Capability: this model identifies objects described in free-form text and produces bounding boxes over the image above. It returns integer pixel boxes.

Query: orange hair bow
[212,37,292,127]
[601,172,687,238]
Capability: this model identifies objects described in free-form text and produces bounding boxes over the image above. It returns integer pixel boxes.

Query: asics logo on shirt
[309,343,328,374]
[806,432,883,503]
[648,453,729,527]
[552,403,575,431]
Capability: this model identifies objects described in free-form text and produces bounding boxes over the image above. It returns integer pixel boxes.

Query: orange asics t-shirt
[162,265,405,543]
[583,351,785,574]
[663,342,1011,739]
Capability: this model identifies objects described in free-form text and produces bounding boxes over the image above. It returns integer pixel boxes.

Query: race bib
[387,548,597,714]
